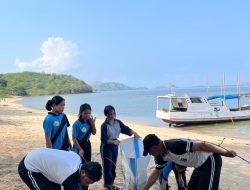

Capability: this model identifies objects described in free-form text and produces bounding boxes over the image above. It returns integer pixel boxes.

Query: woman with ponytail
[43,95,72,151]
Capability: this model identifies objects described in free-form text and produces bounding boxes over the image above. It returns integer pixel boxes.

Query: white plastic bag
[119,137,154,190]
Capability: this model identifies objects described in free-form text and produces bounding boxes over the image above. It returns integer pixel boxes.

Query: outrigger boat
[156,93,250,125]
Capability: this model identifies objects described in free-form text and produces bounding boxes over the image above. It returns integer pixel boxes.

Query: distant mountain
[0,72,92,97]
[92,81,147,91]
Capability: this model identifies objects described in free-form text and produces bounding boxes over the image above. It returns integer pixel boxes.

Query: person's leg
[79,140,91,162]
[18,158,39,190]
[187,168,200,190]
[196,153,222,190]
[101,144,113,188]
[181,170,187,189]
[111,144,118,186]
[172,164,187,190]
[83,140,91,162]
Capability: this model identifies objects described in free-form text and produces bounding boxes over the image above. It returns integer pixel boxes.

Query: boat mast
[169,83,175,95]
[222,72,226,106]
[206,76,209,97]
[237,72,241,110]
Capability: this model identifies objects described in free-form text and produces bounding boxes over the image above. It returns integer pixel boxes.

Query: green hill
[0,72,92,97]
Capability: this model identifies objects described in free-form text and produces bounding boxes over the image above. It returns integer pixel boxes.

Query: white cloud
[15,37,79,73]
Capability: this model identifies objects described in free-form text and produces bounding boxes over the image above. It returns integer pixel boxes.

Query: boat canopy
[207,95,239,100]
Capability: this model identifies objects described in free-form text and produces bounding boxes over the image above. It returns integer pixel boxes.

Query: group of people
[18,95,140,190]
[18,95,237,190]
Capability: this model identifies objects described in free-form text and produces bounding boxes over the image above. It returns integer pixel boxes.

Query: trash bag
[119,137,154,190]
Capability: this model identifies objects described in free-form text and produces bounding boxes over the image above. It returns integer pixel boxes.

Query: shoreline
[0,97,250,189]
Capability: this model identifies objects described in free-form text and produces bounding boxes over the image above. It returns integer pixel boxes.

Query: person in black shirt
[143,134,237,190]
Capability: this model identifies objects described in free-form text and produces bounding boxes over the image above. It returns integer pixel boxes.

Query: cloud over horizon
[15,37,78,73]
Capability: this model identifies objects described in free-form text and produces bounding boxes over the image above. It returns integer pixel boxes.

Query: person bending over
[143,134,237,190]
[18,148,102,190]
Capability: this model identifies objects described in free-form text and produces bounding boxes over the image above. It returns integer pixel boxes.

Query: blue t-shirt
[72,119,92,141]
[43,112,70,150]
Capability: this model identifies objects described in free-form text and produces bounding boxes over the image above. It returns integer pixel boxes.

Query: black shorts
[18,157,61,190]
[188,153,222,190]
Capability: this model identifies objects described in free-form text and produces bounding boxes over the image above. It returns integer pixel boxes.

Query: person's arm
[161,179,168,190]
[143,168,162,190]
[89,116,96,135]
[62,172,79,190]
[67,131,73,150]
[72,137,84,156]
[43,116,53,148]
[119,120,141,138]
[64,115,72,150]
[45,132,52,148]
[101,122,109,144]
[192,141,237,157]
[107,139,120,145]
[131,130,141,138]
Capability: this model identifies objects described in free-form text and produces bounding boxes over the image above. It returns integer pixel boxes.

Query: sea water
[16,87,250,140]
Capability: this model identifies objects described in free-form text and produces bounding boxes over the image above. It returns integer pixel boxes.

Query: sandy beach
[0,98,250,190]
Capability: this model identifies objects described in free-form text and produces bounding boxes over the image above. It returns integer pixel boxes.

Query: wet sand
[0,97,250,190]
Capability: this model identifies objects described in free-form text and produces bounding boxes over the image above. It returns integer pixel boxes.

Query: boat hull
[156,109,250,125]
[162,116,250,125]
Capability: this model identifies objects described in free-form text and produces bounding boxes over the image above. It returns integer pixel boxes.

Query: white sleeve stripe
[28,171,40,190]
[208,155,215,190]
[186,141,190,152]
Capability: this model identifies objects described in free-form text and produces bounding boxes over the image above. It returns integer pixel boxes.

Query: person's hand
[113,140,120,145]
[224,150,237,157]
[133,131,141,138]
[79,149,84,157]
[89,115,96,126]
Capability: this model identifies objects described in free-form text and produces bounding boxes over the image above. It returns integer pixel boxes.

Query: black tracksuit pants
[18,157,61,190]
[188,153,222,190]
[101,143,118,187]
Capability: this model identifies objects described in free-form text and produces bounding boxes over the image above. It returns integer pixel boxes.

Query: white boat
[156,94,250,125]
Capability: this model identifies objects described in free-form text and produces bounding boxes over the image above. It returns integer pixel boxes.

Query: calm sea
[16,87,250,140]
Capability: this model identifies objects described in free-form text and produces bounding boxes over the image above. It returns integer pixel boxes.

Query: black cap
[143,134,160,156]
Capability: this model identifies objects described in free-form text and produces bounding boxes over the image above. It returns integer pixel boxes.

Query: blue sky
[0,0,250,88]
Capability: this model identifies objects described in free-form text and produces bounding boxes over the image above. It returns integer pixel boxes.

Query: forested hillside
[0,72,92,97]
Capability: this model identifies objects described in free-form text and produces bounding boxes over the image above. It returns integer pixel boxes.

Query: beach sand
[0,98,250,190]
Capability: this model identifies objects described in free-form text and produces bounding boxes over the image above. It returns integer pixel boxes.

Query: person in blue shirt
[72,103,96,162]
[100,105,140,190]
[43,96,72,151]
[143,155,187,190]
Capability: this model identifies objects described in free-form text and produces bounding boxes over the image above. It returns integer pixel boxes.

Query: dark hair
[104,105,116,116]
[45,96,65,111]
[143,134,161,156]
[81,161,102,181]
[78,103,92,118]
